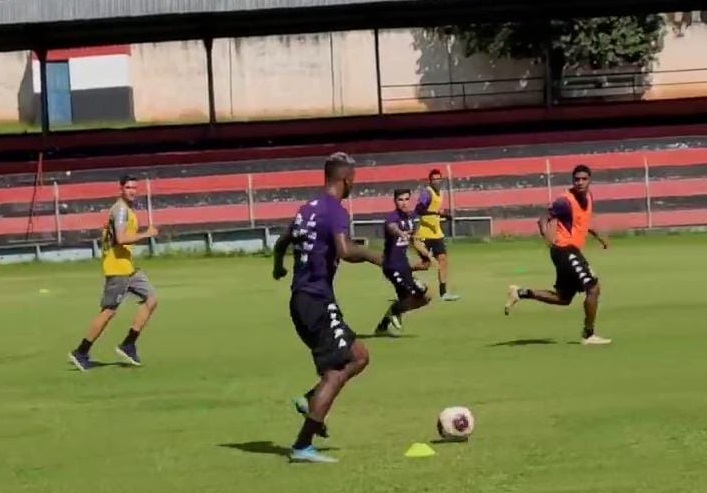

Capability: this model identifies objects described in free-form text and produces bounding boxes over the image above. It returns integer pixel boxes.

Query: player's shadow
[487,338,557,347]
[357,334,418,340]
[430,438,470,445]
[218,441,338,457]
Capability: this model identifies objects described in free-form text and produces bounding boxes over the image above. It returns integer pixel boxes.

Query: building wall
[129,41,211,123]
[5,15,707,126]
[378,29,544,113]
[0,51,31,123]
[129,28,543,122]
[645,21,707,100]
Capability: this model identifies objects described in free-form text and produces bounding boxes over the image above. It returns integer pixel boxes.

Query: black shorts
[383,266,428,300]
[550,245,599,300]
[289,291,357,376]
[422,238,447,257]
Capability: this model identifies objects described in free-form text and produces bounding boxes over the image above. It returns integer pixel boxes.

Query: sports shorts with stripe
[550,245,598,301]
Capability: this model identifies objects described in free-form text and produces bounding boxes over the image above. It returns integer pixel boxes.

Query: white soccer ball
[437,406,474,441]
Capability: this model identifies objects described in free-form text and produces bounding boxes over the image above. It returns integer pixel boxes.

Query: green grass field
[2,234,707,493]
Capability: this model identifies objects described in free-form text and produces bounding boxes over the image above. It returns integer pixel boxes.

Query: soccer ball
[436,406,474,441]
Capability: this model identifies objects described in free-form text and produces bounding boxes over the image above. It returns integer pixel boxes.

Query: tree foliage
[442,15,666,70]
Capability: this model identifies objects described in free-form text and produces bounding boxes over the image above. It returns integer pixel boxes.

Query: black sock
[122,328,140,346]
[518,288,534,299]
[390,301,403,317]
[440,283,447,296]
[76,338,93,354]
[293,417,324,450]
[582,326,594,339]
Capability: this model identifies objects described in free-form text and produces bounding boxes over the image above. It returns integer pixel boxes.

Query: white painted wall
[69,55,130,90]
[129,41,211,123]
[645,21,707,99]
[5,16,707,125]
[0,51,31,122]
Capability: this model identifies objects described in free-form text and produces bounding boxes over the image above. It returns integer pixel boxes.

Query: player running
[504,164,612,345]
[272,152,382,463]
[415,169,460,301]
[69,175,159,371]
[375,188,432,337]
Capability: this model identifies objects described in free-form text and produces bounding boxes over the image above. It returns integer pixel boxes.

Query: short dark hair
[324,152,356,182]
[119,174,138,186]
[394,188,411,199]
[429,169,442,180]
[572,164,592,177]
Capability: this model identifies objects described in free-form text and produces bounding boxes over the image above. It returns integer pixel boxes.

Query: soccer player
[414,169,460,301]
[272,152,382,463]
[68,175,159,371]
[375,188,432,337]
[504,164,612,345]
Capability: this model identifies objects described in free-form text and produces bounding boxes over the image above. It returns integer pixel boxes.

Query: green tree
[443,16,666,71]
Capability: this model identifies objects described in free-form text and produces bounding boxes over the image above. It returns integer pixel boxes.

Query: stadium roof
[0,0,413,25]
[0,0,705,51]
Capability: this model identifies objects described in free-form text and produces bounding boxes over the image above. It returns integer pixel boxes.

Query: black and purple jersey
[383,209,415,271]
[290,194,350,299]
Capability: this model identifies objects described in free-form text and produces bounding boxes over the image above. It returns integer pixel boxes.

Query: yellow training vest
[416,186,444,240]
[101,200,139,276]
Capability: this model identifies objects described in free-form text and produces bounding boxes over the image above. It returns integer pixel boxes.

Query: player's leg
[376,269,407,336]
[292,341,368,463]
[376,271,430,336]
[519,287,573,305]
[505,247,574,314]
[290,295,367,462]
[576,258,611,345]
[68,277,127,371]
[430,240,460,301]
[116,271,158,366]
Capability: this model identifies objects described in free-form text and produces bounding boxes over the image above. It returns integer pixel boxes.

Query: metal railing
[380,67,707,111]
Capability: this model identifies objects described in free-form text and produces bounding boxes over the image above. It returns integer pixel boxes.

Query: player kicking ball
[272,152,383,463]
[504,165,612,346]
[375,188,432,337]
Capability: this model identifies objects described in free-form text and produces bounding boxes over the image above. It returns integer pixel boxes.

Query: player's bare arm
[334,233,382,266]
[272,225,293,279]
[114,207,158,245]
[588,228,609,249]
[537,212,556,247]
[410,238,431,271]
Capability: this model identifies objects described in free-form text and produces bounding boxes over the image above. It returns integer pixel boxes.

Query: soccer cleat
[293,397,329,438]
[375,320,402,338]
[388,313,403,331]
[68,350,92,372]
[294,396,309,415]
[377,326,403,338]
[290,445,338,463]
[115,344,142,366]
[441,293,461,301]
[581,334,612,345]
[504,285,520,315]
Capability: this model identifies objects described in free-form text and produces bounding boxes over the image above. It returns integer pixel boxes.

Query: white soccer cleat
[440,292,460,301]
[389,313,403,331]
[504,285,520,315]
[581,334,612,345]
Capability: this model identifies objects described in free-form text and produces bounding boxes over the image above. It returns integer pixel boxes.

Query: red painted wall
[5,147,707,242]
